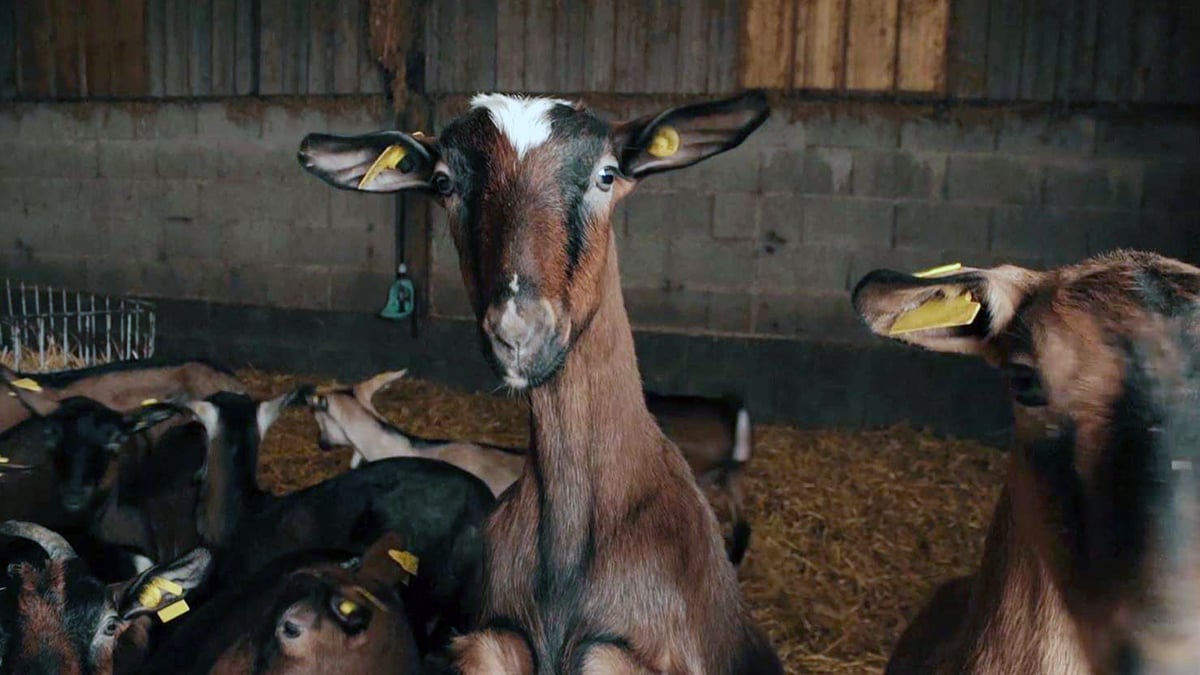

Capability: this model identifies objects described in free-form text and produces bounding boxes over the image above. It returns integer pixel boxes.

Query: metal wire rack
[1,279,155,373]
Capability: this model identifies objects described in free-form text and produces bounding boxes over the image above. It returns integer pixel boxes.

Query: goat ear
[353,370,407,409]
[851,264,1041,356]
[255,391,295,440]
[122,402,182,435]
[115,548,211,621]
[613,90,769,179]
[298,131,438,193]
[0,369,60,417]
[183,400,221,438]
[358,531,416,587]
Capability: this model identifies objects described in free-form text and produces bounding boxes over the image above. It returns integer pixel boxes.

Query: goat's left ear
[613,90,769,179]
[298,130,439,193]
[115,548,211,621]
[121,402,183,435]
[255,391,298,440]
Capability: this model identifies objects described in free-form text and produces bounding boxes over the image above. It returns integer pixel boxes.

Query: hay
[1,344,92,372]
[239,368,1005,674]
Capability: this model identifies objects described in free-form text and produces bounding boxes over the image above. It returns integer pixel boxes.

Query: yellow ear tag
[889,290,982,336]
[358,145,409,189]
[11,378,42,392]
[388,549,419,581]
[157,600,189,623]
[338,599,359,616]
[150,576,184,595]
[912,262,964,278]
[137,583,164,609]
[0,456,9,464]
[140,398,159,406]
[647,126,680,158]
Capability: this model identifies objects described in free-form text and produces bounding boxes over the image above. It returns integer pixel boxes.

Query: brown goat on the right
[854,250,1200,674]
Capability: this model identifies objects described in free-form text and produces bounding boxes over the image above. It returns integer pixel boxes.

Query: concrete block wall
[424,99,1200,344]
[1,99,397,313]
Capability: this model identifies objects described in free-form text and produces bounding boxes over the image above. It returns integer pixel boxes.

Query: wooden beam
[845,0,898,92]
[795,0,847,90]
[740,0,795,89]
[897,0,948,93]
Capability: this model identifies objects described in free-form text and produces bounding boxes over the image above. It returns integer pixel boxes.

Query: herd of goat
[4,88,1200,674]
[0,360,755,673]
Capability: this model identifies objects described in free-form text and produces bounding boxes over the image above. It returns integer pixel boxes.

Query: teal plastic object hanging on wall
[380,264,415,320]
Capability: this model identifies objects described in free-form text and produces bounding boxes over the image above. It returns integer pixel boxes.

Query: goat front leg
[451,629,534,674]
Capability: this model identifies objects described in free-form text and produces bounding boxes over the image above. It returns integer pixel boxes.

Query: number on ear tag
[889,290,982,336]
[647,126,680,158]
[358,145,409,189]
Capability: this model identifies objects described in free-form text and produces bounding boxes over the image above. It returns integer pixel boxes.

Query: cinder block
[711,192,758,240]
[1097,116,1200,158]
[1142,161,1200,210]
[216,220,273,264]
[846,247,948,286]
[667,239,757,288]
[92,107,136,140]
[267,223,371,267]
[997,113,1096,155]
[1043,163,1141,209]
[755,244,850,292]
[98,142,157,178]
[802,108,900,149]
[747,116,805,149]
[947,155,1040,205]
[223,264,272,306]
[900,114,996,152]
[53,218,110,258]
[132,103,198,140]
[0,142,99,178]
[323,104,391,135]
[761,147,852,195]
[21,179,88,220]
[989,206,1091,265]
[86,180,140,219]
[802,197,894,248]
[156,142,223,179]
[758,193,805,246]
[853,150,944,199]
[329,268,395,313]
[17,107,89,140]
[1088,210,1191,260]
[624,286,709,330]
[706,291,752,332]
[162,219,222,260]
[751,291,862,342]
[196,103,262,141]
[265,264,332,309]
[216,143,296,182]
[199,181,326,227]
[0,178,23,218]
[105,216,166,261]
[144,181,201,221]
[895,203,990,251]
[615,230,667,287]
[684,149,760,193]
[261,107,326,148]
[329,189,394,231]
[624,191,712,241]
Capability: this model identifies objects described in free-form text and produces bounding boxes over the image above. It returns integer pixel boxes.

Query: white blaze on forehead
[470,93,573,159]
[510,274,520,294]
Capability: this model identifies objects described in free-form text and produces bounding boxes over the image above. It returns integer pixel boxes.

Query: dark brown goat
[0,521,210,675]
[141,531,420,675]
[853,251,1200,673]
[300,92,780,672]
[0,358,244,433]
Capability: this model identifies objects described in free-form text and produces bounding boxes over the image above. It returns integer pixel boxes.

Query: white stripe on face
[470,93,573,159]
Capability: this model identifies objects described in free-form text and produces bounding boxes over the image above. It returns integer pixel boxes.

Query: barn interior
[2,1,1198,673]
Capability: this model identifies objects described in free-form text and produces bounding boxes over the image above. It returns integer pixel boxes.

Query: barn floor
[240,369,1006,674]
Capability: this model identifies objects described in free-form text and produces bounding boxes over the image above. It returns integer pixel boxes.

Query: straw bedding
[239,368,1006,674]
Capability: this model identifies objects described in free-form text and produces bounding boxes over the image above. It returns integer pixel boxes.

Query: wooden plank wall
[1,0,383,99]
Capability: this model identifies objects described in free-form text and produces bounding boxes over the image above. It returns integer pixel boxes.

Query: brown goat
[853,250,1200,673]
[0,358,245,433]
[299,92,781,673]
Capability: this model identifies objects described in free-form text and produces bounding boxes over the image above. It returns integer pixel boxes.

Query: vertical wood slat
[1094,0,1133,101]
[795,0,847,90]
[234,0,254,94]
[331,0,358,93]
[258,0,285,94]
[51,0,80,96]
[945,0,988,98]
[1056,0,1099,102]
[897,0,948,93]
[19,0,55,97]
[0,0,17,98]
[1169,0,1200,103]
[740,0,794,89]
[423,0,439,93]
[307,0,334,95]
[1130,0,1169,102]
[356,0,381,92]
[1018,0,1060,101]
[288,0,309,94]
[465,0,498,92]
[113,0,147,96]
[613,0,649,93]
[84,0,114,97]
[145,0,165,96]
[562,0,586,92]
[189,0,212,96]
[984,0,1022,99]
[551,0,569,91]
[162,0,188,95]
[845,0,898,91]
[583,0,614,92]
[496,0,525,90]
[706,0,739,93]
[676,0,707,93]
[644,0,680,94]
[211,0,237,95]
[524,0,554,92]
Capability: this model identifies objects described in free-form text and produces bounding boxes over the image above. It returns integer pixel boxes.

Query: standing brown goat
[853,251,1200,674]
[299,92,781,673]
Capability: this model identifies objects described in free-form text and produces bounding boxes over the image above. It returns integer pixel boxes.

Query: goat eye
[596,166,617,191]
[281,620,302,640]
[103,618,118,636]
[1006,363,1048,407]
[432,173,454,197]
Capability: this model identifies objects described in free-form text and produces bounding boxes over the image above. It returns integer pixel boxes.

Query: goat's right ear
[0,368,60,417]
[115,548,211,621]
[851,264,1041,357]
[298,131,438,193]
[122,402,183,435]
